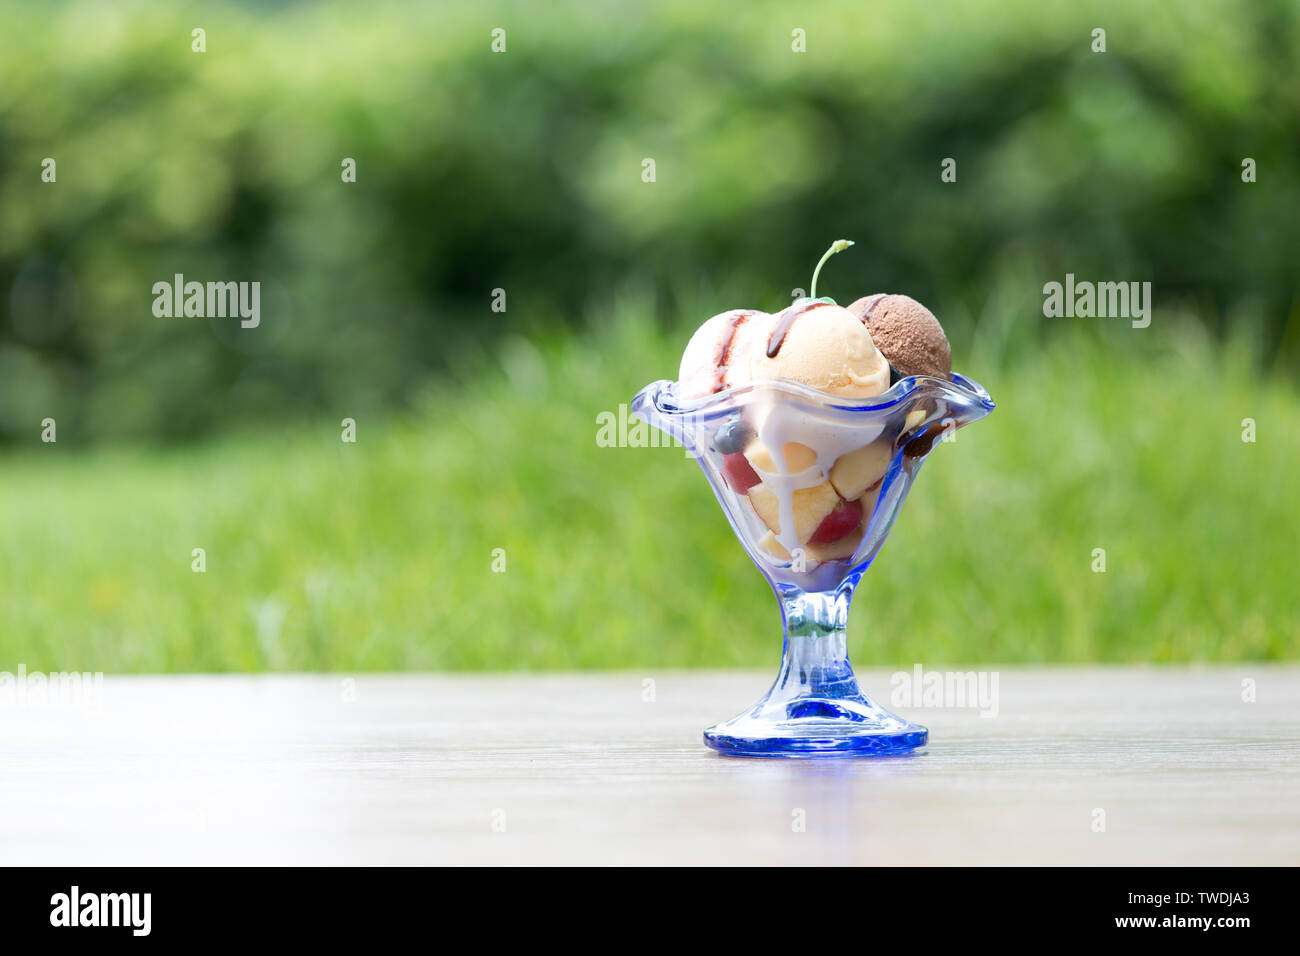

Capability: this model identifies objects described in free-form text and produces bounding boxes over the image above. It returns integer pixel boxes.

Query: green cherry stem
[809,239,854,301]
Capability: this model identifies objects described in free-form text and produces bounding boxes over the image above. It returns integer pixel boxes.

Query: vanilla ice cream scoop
[678,309,767,399]
[748,300,891,399]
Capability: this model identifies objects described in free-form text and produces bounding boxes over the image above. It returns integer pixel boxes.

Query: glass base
[630,375,994,759]
[705,695,927,757]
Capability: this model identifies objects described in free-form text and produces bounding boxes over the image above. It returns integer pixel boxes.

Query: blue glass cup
[632,372,994,756]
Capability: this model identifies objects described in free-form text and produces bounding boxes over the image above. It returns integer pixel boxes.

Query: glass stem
[771,587,860,702]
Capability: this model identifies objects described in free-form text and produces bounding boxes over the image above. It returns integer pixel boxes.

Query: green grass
[1,306,1297,671]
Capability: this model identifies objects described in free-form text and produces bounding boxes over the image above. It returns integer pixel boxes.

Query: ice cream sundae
[673,241,963,579]
[630,241,994,755]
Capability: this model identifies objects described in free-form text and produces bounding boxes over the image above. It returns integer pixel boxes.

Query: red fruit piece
[809,497,863,544]
[721,452,761,493]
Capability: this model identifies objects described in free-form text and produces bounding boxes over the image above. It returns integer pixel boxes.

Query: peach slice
[744,440,817,474]
[809,497,863,544]
[807,525,865,562]
[721,452,762,493]
[748,480,840,544]
[756,531,792,561]
[829,438,891,501]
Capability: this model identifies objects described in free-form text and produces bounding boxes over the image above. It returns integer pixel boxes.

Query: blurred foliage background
[0,0,1296,670]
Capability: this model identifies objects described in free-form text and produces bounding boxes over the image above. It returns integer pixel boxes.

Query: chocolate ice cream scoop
[847,294,952,381]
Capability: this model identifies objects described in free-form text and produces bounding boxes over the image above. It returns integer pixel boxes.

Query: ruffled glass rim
[637,372,994,422]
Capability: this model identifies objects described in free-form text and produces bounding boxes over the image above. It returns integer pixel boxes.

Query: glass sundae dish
[631,242,994,756]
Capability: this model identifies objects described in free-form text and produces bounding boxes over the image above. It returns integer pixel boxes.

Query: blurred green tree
[1,0,1296,442]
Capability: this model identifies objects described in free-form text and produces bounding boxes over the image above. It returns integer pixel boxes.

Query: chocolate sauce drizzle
[712,310,755,392]
[856,293,888,320]
[765,300,831,358]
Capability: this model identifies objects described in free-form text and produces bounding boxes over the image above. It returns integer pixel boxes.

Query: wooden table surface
[2,668,1296,866]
